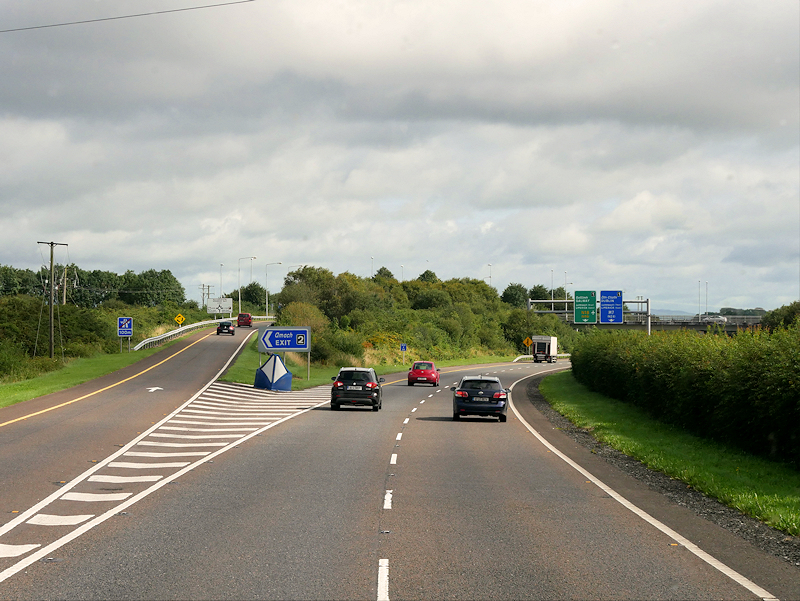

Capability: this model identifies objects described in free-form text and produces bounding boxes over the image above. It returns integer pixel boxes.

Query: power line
[0,0,256,34]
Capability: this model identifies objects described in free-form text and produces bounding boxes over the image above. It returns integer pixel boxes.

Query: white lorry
[530,335,558,363]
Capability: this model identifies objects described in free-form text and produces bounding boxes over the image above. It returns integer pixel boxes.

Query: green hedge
[571,324,800,465]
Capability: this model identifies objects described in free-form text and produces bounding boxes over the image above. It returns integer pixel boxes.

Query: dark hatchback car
[331,367,385,411]
[216,321,235,335]
[452,375,508,422]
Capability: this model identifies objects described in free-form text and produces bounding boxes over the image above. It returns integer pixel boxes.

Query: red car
[408,361,440,386]
[237,313,252,327]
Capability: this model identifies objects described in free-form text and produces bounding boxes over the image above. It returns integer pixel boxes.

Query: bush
[571,325,800,464]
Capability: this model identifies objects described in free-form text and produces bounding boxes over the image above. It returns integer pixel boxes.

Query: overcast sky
[2,0,798,313]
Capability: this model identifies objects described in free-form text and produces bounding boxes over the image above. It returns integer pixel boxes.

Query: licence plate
[417,377,427,380]
[346,385,362,391]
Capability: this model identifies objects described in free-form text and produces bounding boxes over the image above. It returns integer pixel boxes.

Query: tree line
[0,264,186,308]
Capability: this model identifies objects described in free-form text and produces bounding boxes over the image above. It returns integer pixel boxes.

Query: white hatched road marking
[61,492,132,502]
[0,372,331,583]
[88,474,163,483]
[27,514,94,526]
[0,544,41,558]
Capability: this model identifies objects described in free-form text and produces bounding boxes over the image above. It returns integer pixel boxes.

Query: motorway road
[0,331,796,600]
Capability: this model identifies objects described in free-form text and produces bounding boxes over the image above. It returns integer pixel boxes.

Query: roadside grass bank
[0,340,179,409]
[219,334,516,389]
[540,370,800,537]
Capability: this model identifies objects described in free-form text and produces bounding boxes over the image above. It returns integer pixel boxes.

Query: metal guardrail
[133,316,274,351]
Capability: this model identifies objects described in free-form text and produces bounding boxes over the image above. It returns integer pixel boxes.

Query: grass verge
[540,370,800,537]
[0,340,180,409]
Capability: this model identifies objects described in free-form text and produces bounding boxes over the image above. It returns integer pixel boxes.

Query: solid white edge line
[0,331,332,584]
[508,369,777,601]
[377,558,390,601]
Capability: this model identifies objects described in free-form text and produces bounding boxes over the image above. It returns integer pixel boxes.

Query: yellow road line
[0,334,214,429]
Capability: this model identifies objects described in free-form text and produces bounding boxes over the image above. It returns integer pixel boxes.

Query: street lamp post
[488,263,492,288]
[551,269,554,311]
[219,263,224,299]
[371,256,374,278]
[265,261,281,316]
[401,265,403,281]
[238,256,256,316]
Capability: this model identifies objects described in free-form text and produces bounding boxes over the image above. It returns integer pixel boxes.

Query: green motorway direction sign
[574,290,597,323]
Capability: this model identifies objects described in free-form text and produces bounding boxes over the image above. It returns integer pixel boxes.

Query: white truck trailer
[530,335,558,363]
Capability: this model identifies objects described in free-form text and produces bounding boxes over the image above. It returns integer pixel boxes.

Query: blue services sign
[118,316,133,337]
[259,327,310,353]
[400,343,407,352]
[600,291,623,323]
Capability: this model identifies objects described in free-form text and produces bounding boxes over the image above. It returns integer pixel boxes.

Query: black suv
[452,375,508,422]
[331,367,384,411]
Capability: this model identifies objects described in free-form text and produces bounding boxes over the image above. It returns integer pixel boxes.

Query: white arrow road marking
[146,387,163,393]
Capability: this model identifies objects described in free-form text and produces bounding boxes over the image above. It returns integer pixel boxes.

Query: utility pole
[38,241,68,359]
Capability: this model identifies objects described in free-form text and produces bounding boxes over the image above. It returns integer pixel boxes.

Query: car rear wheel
[499,414,507,422]
[452,412,460,421]
[407,381,413,386]
[331,403,339,411]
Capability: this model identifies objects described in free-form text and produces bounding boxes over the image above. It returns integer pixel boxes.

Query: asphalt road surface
[0,332,794,600]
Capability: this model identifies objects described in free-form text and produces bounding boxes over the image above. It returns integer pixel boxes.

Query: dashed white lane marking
[377,558,390,601]
[403,418,409,424]
[27,514,93,526]
[61,492,132,502]
[411,408,417,413]
[383,490,393,510]
[390,454,398,465]
[0,544,40,558]
[396,433,402,441]
[507,372,777,601]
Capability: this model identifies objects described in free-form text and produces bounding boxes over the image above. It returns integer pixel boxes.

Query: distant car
[237,313,253,327]
[331,367,384,411]
[216,321,235,335]
[701,315,728,324]
[408,361,440,386]
[452,375,508,422]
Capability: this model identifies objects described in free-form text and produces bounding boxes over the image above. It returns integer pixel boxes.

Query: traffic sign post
[600,290,623,324]
[118,317,133,352]
[259,327,312,383]
[401,343,407,365]
[574,291,597,324]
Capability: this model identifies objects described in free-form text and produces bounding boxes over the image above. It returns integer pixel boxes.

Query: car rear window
[414,363,432,370]
[338,371,372,382]
[460,380,501,391]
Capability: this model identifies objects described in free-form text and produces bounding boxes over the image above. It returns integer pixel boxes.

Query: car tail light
[333,381,344,388]
[455,390,469,398]
[493,391,507,399]
[365,382,379,390]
